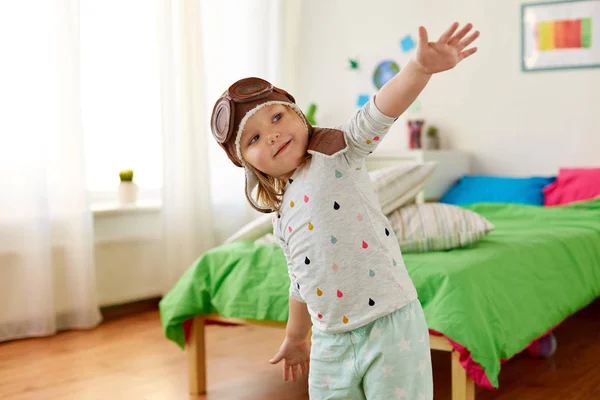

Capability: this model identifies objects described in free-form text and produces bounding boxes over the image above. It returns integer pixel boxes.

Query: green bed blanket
[159,199,600,388]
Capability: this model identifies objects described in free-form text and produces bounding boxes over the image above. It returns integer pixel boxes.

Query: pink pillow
[543,168,600,206]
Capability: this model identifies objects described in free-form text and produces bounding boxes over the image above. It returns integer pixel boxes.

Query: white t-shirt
[272,99,418,333]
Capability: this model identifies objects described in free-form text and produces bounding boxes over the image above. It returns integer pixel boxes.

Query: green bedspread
[159,199,600,388]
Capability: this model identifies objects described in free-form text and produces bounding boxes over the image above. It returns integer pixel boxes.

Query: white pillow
[387,203,495,253]
[254,233,278,245]
[223,212,274,244]
[369,162,437,215]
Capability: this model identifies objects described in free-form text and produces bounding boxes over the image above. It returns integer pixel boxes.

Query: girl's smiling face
[239,104,309,181]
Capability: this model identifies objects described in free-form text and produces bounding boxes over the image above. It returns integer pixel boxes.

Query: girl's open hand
[415,22,479,74]
[269,336,310,382]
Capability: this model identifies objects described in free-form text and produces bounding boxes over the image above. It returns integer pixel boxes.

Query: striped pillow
[369,162,437,214]
[387,203,494,253]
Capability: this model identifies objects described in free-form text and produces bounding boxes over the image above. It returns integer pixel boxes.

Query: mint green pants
[308,300,433,400]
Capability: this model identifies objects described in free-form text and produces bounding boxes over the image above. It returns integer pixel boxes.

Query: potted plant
[425,125,440,150]
[118,169,138,205]
[305,103,318,126]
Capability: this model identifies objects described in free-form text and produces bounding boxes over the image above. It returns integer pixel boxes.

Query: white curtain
[158,0,217,289]
[0,1,101,342]
[158,0,304,288]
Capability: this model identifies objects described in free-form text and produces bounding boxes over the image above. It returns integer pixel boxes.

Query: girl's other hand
[269,336,310,381]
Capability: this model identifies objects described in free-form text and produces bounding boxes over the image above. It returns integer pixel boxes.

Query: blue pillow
[440,175,556,206]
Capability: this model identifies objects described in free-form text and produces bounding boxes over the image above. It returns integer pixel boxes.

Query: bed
[159,162,600,399]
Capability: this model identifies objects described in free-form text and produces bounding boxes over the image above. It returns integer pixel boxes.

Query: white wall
[293,0,600,175]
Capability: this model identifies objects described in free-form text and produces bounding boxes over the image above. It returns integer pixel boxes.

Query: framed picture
[521,0,600,71]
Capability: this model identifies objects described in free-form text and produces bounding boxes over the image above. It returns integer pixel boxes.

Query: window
[80,1,162,202]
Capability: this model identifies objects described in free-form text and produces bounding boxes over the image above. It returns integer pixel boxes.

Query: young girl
[211,22,479,400]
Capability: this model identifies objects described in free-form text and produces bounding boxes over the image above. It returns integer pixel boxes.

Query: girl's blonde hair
[249,164,286,212]
[249,152,311,212]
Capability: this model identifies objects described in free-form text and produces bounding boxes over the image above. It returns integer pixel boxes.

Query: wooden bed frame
[186,314,475,400]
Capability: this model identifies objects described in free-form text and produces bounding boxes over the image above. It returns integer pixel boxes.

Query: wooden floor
[1,300,598,400]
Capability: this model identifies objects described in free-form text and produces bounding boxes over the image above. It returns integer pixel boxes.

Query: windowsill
[91,199,162,217]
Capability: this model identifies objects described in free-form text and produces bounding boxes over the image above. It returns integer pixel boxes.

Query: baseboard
[100,297,161,322]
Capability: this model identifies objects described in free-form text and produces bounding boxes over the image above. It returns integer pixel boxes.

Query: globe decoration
[372,60,400,90]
